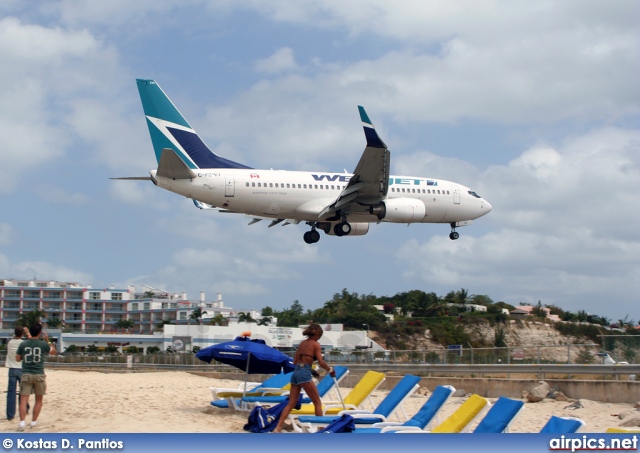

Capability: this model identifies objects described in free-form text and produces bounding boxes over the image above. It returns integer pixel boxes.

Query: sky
[0,1,638,322]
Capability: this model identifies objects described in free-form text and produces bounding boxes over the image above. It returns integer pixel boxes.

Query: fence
[1,342,634,370]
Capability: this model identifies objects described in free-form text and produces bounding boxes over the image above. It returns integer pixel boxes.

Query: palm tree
[257,316,272,326]
[237,312,255,323]
[104,345,120,354]
[64,344,79,355]
[189,307,207,324]
[18,309,47,329]
[209,314,228,326]
[46,318,63,329]
[115,319,135,330]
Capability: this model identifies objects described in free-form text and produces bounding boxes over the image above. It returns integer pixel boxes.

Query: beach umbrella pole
[242,353,251,398]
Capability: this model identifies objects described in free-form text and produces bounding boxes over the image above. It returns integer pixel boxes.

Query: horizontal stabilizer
[110,176,152,181]
[193,200,216,210]
[157,148,197,179]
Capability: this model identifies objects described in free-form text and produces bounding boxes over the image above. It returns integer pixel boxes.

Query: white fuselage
[152,168,491,223]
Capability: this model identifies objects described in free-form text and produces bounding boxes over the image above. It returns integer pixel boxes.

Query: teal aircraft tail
[136,79,251,169]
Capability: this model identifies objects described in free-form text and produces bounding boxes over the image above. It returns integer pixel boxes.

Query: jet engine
[318,222,370,236]
[369,198,426,222]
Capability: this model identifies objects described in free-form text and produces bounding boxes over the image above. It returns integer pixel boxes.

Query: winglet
[358,106,386,149]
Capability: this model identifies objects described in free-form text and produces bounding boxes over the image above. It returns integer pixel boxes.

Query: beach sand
[0,369,635,433]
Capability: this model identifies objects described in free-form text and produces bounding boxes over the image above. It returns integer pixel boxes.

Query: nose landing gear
[449,223,460,240]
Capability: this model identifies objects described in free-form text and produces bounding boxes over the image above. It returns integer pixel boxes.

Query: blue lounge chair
[210,371,292,409]
[540,415,586,433]
[472,396,524,433]
[231,366,349,411]
[352,385,456,433]
[296,374,421,432]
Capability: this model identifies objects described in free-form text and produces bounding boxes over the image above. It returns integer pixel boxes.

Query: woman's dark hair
[302,323,323,339]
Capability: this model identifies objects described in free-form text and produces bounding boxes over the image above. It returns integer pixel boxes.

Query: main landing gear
[333,221,351,237]
[449,222,460,240]
[303,229,320,244]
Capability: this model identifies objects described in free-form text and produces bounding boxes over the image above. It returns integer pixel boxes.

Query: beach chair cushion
[540,416,585,433]
[472,396,524,433]
[430,394,489,433]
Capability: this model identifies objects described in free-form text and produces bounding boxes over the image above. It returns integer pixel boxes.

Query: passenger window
[303,184,307,189]
[252,182,255,187]
[246,182,249,187]
[298,184,301,188]
[269,183,273,188]
[314,185,318,189]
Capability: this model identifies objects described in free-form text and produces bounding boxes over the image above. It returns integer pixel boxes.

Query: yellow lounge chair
[287,370,386,432]
[386,394,490,433]
[606,427,640,433]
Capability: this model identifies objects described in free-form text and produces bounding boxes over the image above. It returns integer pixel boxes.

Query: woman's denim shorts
[291,364,313,385]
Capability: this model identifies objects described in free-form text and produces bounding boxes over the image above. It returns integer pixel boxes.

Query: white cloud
[0,224,12,245]
[0,254,94,284]
[0,17,131,193]
[36,186,90,205]
[255,47,299,74]
[396,126,640,319]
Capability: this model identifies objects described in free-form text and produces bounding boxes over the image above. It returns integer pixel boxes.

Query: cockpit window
[468,190,481,199]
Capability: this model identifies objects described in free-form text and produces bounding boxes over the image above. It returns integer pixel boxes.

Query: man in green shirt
[16,323,56,431]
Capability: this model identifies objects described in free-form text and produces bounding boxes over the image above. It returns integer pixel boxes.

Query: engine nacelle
[369,198,426,222]
[318,222,370,236]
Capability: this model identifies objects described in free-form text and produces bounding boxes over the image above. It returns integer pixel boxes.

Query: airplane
[115,79,492,244]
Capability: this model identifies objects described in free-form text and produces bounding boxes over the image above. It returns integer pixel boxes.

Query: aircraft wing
[319,106,390,219]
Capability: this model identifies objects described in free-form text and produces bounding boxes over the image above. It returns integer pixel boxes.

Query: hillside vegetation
[261,288,639,363]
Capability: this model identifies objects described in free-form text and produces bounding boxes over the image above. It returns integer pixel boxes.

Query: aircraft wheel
[304,231,313,244]
[309,229,320,243]
[334,222,351,236]
[449,231,459,240]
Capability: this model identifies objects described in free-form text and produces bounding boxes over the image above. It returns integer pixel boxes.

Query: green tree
[115,319,135,330]
[156,319,173,330]
[208,314,228,326]
[257,316,272,326]
[146,346,161,354]
[237,312,256,323]
[189,307,207,324]
[531,301,547,319]
[46,318,63,329]
[104,345,120,354]
[63,344,79,355]
[85,344,100,355]
[575,347,596,364]
[18,309,47,329]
